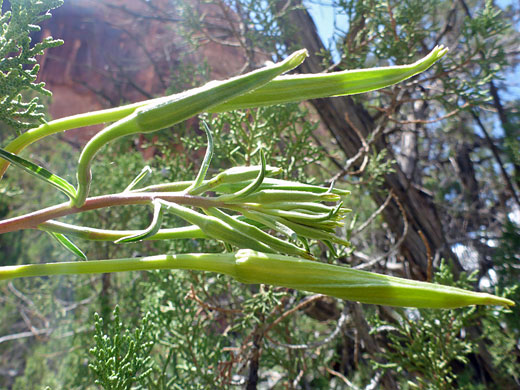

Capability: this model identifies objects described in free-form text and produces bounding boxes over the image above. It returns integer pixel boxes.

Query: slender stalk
[0,103,150,178]
[38,220,207,241]
[0,253,238,281]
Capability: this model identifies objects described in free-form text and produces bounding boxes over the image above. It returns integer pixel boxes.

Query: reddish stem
[0,192,223,234]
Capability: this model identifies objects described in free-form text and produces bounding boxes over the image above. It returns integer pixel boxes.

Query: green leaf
[186,121,214,194]
[217,149,267,202]
[0,148,77,200]
[234,149,267,198]
[124,165,152,192]
[47,231,87,261]
[115,199,164,243]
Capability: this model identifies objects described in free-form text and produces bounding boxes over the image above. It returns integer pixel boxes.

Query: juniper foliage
[0,0,63,134]
[89,306,155,390]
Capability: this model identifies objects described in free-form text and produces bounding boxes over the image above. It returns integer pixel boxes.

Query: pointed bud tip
[285,49,309,69]
[489,295,515,308]
[433,45,449,59]
[470,292,515,308]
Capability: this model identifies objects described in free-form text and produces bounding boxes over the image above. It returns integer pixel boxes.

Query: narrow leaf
[218,149,266,201]
[47,231,87,261]
[186,121,214,194]
[0,148,77,200]
[124,165,152,192]
[115,200,164,243]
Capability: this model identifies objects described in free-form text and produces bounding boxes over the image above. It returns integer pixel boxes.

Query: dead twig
[418,230,433,282]
[352,190,394,237]
[354,192,408,270]
[264,294,324,335]
[187,284,242,315]
[266,308,347,350]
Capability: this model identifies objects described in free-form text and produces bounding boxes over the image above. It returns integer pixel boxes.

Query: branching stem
[0,192,224,234]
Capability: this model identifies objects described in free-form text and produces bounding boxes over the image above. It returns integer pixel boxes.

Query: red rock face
[37,0,248,144]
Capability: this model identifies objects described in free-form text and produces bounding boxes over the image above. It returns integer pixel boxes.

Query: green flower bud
[205,207,314,259]
[160,201,275,253]
[232,250,515,309]
[274,216,351,246]
[253,201,339,213]
[235,189,341,204]
[262,178,350,196]
[131,165,282,194]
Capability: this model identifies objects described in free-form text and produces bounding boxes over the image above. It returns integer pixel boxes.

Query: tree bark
[278,1,462,275]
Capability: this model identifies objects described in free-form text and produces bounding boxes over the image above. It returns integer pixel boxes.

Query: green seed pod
[232,250,515,309]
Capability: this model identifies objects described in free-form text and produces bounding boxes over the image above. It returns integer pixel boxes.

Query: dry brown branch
[354,192,409,270]
[418,230,433,282]
[264,294,324,335]
[188,284,242,315]
[352,190,394,237]
[266,309,347,350]
[387,103,468,125]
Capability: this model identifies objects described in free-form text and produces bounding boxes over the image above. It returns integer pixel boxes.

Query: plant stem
[0,192,224,234]
[0,253,238,281]
[38,220,207,241]
[0,103,149,178]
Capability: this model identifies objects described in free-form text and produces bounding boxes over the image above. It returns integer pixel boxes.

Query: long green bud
[213,45,448,111]
[73,50,308,206]
[0,249,513,309]
[232,251,514,309]
[0,46,447,182]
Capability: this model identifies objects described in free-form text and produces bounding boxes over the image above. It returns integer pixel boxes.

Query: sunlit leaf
[47,231,87,261]
[0,148,77,201]
[115,199,165,243]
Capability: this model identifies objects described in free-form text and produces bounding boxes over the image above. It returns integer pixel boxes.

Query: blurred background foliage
[0,0,519,388]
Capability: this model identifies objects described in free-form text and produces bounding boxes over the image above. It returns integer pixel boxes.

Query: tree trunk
[278,2,462,275]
